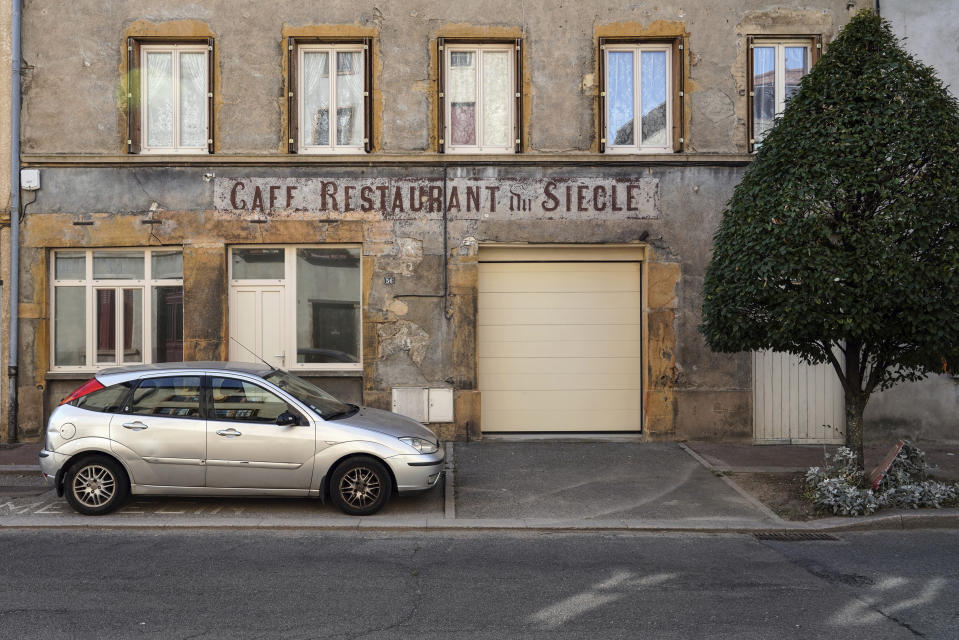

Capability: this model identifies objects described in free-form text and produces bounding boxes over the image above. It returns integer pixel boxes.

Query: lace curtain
[146,52,173,147]
[608,51,635,145]
[178,52,207,147]
[303,51,331,145]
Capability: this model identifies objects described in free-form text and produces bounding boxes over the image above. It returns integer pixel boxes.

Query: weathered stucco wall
[11,1,883,443]
[16,161,747,441]
[865,375,959,445]
[20,0,864,155]
[0,0,11,440]
[882,0,959,98]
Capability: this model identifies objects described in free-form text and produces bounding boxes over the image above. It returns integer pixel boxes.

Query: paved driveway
[453,442,779,525]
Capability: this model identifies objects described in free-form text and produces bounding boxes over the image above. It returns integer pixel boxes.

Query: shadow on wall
[864,374,959,444]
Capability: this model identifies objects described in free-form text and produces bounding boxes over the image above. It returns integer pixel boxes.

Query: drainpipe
[7,0,22,442]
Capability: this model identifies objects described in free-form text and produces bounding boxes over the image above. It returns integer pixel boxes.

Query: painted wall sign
[214,177,658,220]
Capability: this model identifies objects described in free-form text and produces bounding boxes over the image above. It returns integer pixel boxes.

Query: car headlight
[399,436,439,454]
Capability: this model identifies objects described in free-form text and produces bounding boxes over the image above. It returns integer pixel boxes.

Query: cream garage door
[478,260,642,432]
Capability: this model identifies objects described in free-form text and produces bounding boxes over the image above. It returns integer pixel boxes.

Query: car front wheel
[64,455,130,515]
[330,456,391,516]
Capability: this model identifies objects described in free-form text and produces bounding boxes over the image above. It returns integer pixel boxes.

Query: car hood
[334,406,438,443]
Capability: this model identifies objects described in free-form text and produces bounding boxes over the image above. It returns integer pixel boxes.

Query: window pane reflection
[130,377,201,417]
[336,52,363,146]
[146,52,174,147]
[55,252,86,280]
[94,251,144,280]
[179,52,207,148]
[153,286,184,362]
[123,289,143,363]
[784,47,808,102]
[752,46,775,145]
[232,248,285,279]
[211,377,289,423]
[55,287,85,366]
[482,51,510,147]
[152,250,183,279]
[96,289,116,363]
[641,51,668,147]
[608,51,635,146]
[296,248,361,364]
[303,52,331,146]
[449,51,477,145]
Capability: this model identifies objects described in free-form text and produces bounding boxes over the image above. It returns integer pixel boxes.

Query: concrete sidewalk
[684,441,959,481]
[1,439,957,531]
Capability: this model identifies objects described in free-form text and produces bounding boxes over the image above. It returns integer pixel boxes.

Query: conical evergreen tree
[701,10,959,470]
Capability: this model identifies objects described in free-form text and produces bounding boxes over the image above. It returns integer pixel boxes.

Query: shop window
[51,249,184,369]
[438,39,522,153]
[127,38,214,154]
[288,39,372,154]
[228,246,362,370]
[599,38,684,153]
[748,36,821,151]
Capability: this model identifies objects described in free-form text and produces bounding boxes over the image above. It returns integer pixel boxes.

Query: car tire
[63,455,130,516]
[330,456,392,516]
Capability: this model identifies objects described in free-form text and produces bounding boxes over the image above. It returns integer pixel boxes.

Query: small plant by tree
[700,11,959,471]
[804,444,959,516]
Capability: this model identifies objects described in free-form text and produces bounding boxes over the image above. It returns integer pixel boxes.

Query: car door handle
[122,421,148,431]
[216,428,242,437]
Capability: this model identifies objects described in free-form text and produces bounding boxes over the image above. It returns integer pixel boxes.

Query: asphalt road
[0,529,954,639]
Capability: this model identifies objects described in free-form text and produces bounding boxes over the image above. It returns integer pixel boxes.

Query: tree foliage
[702,11,959,386]
[700,11,959,466]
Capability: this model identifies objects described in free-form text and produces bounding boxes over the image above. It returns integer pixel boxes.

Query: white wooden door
[229,286,285,368]
[478,261,642,432]
[753,350,845,444]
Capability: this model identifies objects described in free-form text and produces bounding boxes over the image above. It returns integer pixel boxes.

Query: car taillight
[59,379,104,405]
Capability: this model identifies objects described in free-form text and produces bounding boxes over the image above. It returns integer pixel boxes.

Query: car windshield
[264,370,351,420]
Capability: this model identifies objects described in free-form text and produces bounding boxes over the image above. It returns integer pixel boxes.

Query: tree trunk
[844,391,866,473]
[842,340,867,473]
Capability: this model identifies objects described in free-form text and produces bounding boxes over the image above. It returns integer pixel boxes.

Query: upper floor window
[748,36,821,151]
[288,39,372,154]
[439,39,522,154]
[599,39,684,153]
[51,248,184,370]
[127,38,213,154]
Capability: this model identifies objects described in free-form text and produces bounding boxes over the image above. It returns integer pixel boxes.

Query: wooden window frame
[747,34,821,153]
[127,37,214,154]
[437,37,523,154]
[599,37,684,154]
[287,37,372,154]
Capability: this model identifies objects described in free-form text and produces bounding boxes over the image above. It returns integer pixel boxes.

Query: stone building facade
[4,1,876,443]
[1,1,12,440]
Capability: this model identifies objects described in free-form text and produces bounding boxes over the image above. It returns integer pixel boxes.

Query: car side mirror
[275,412,299,427]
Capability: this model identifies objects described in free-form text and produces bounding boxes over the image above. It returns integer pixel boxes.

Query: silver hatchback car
[39,362,444,516]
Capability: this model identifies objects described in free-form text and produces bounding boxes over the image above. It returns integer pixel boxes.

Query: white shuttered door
[478,259,642,432]
[229,286,285,369]
[752,350,845,444]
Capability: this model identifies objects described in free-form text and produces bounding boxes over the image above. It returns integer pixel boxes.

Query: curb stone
[1,511,956,533]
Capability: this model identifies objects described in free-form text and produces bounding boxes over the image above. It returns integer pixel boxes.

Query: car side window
[129,376,202,418]
[75,382,132,413]
[210,376,298,424]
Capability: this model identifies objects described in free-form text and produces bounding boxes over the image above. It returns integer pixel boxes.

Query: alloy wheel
[72,464,117,508]
[338,466,382,508]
